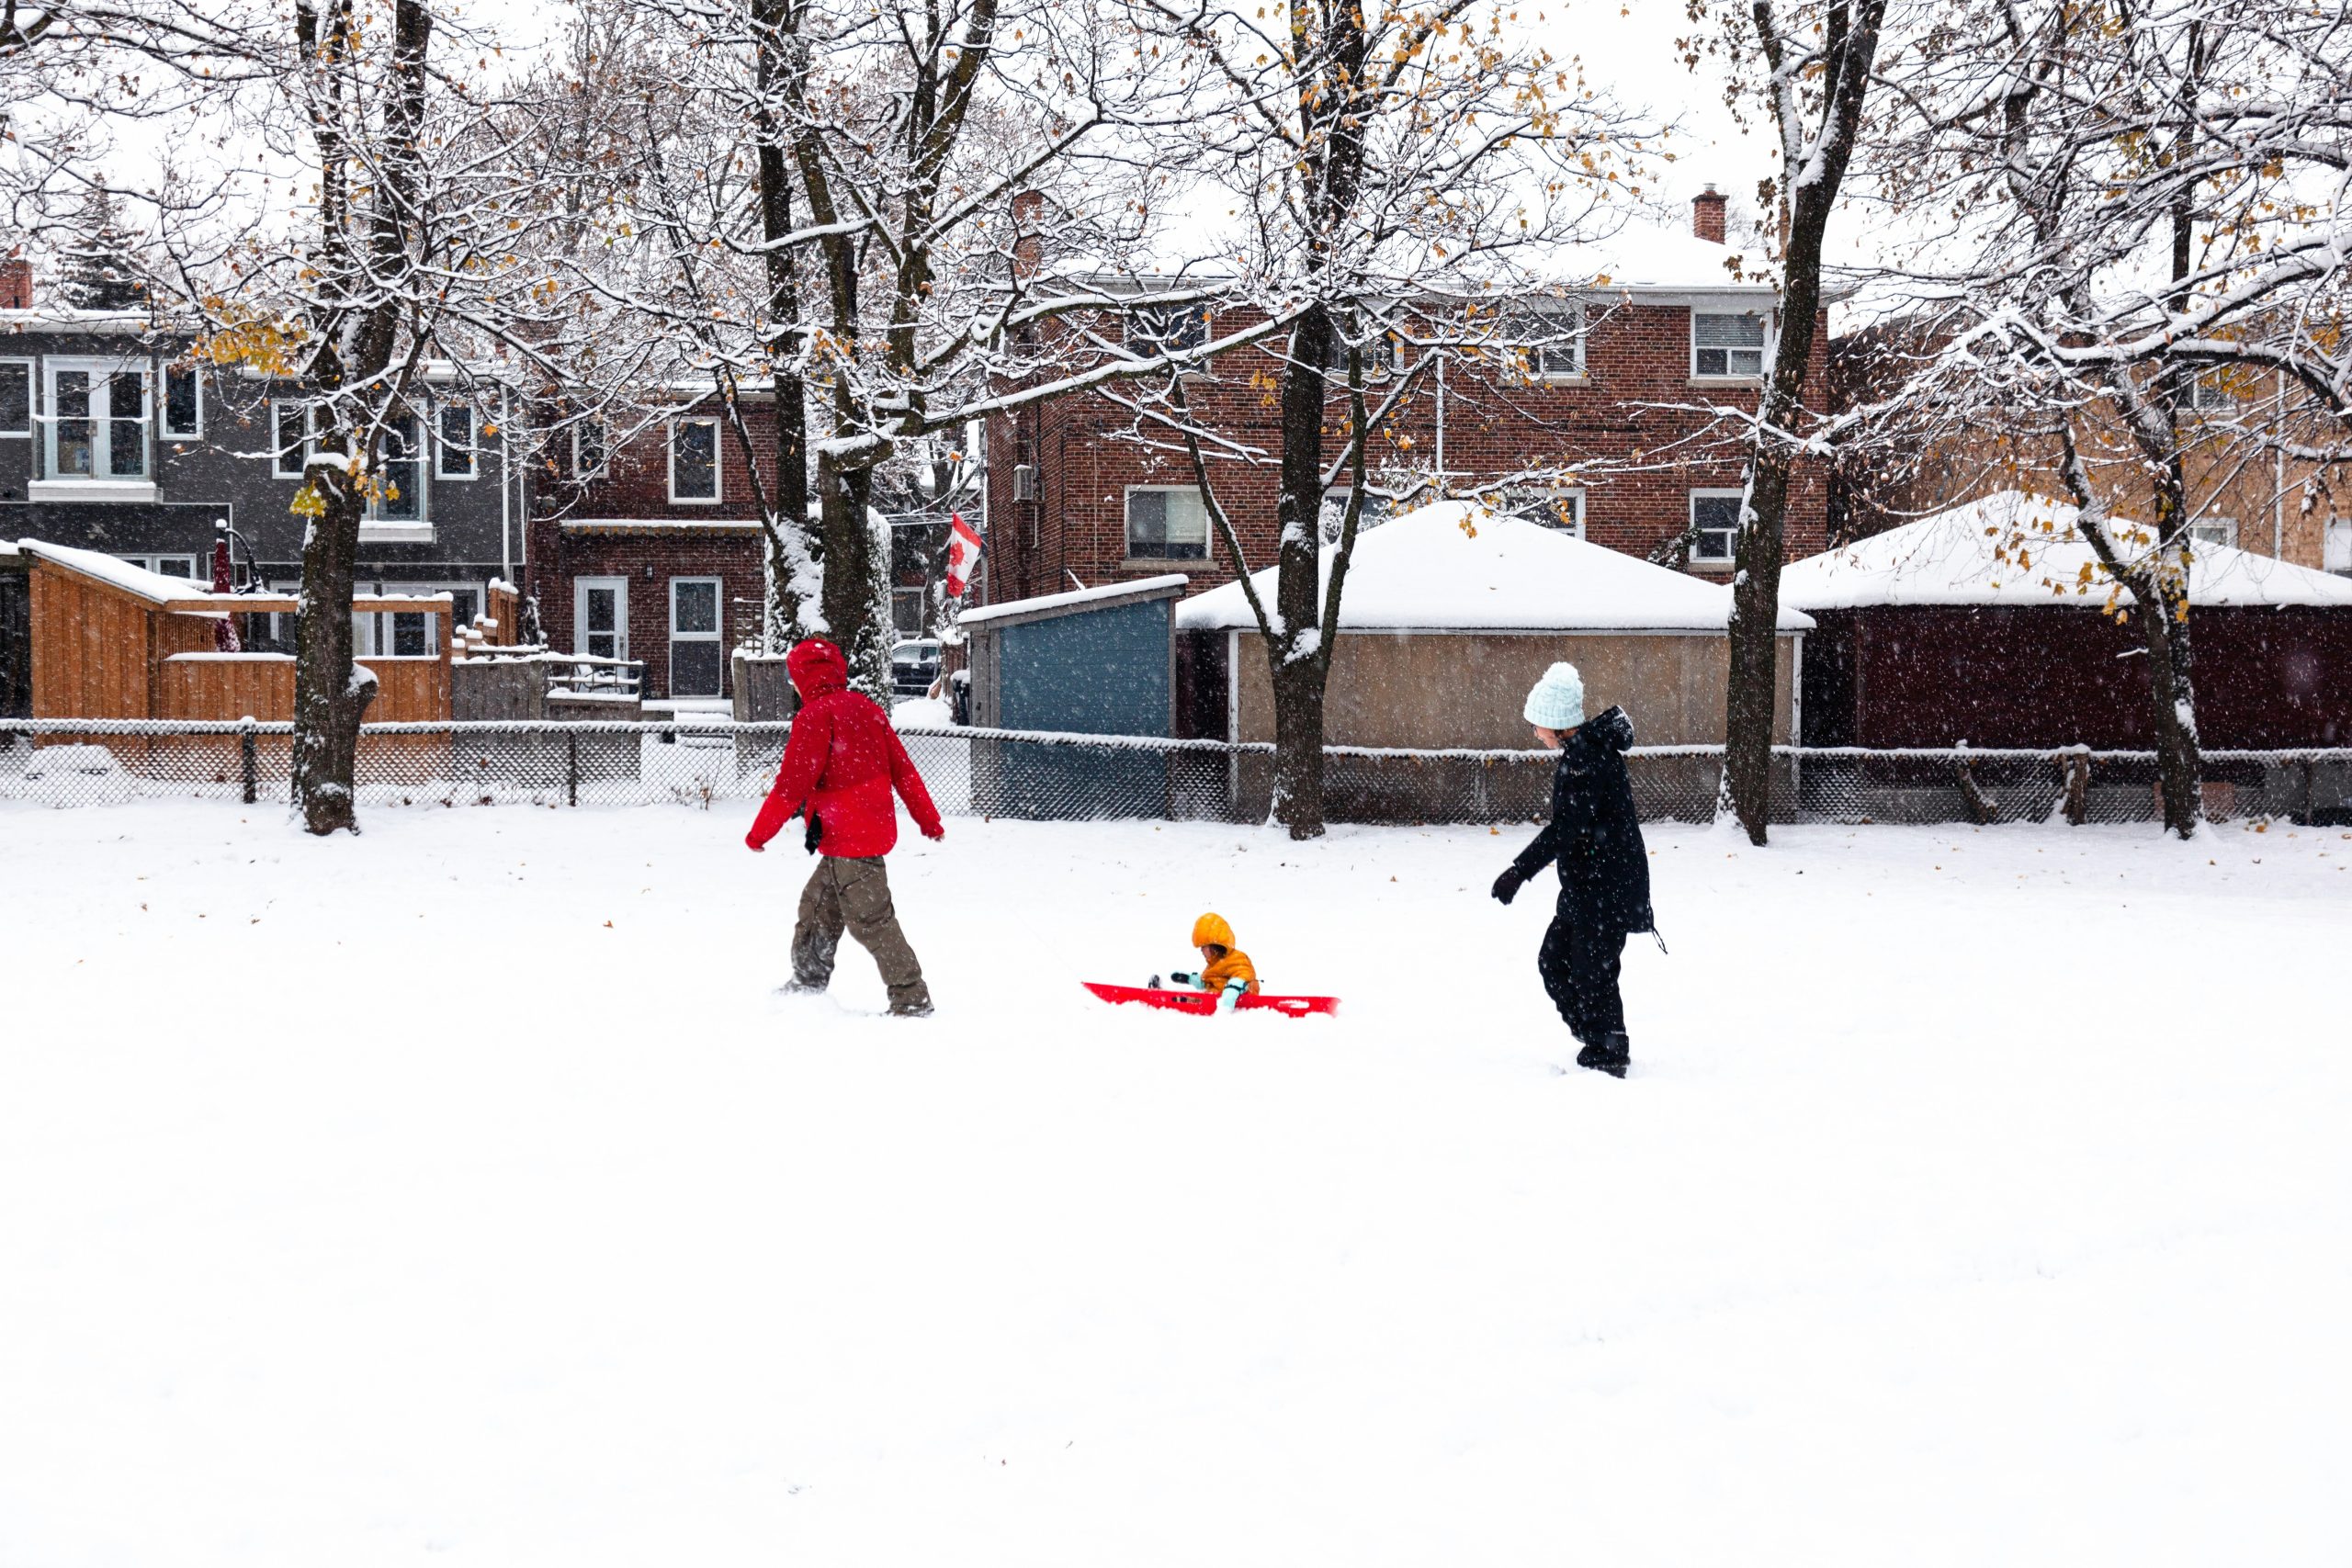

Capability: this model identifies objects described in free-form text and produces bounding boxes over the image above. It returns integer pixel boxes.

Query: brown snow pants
[791,854,932,1013]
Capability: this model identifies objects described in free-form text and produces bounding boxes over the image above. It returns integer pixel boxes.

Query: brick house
[523,389,965,700]
[976,190,1833,608]
[523,393,775,703]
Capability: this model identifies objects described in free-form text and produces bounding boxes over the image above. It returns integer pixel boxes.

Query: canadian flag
[944,513,984,599]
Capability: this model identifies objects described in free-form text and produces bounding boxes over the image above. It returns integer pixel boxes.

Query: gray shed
[956,573,1188,816]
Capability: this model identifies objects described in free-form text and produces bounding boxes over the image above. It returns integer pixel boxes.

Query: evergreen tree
[58,189,145,310]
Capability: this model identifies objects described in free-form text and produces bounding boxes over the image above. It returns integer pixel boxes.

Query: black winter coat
[1509,705,1654,933]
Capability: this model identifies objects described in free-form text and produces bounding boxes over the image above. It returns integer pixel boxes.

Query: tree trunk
[817,452,889,701]
[1270,306,1334,839]
[752,0,814,651]
[1720,463,1789,844]
[2138,582,2201,837]
[290,475,376,833]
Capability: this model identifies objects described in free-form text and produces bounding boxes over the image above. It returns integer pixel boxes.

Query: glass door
[668,577,722,697]
[574,577,627,662]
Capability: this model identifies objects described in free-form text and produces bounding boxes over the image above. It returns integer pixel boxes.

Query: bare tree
[1105,0,1649,838]
[1852,0,2352,836]
[1685,0,1887,845]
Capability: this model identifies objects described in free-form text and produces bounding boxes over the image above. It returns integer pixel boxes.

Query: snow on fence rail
[4,718,2349,827]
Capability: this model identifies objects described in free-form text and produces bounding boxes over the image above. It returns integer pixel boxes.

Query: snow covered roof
[1175,502,1815,633]
[0,307,160,335]
[1779,491,2352,612]
[960,573,1190,628]
[1070,221,1773,305]
[16,537,223,608]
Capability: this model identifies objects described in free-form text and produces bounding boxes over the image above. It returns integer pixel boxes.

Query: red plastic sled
[1082,981,1340,1019]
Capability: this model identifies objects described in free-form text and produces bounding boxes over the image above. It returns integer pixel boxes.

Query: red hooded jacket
[746,639,944,857]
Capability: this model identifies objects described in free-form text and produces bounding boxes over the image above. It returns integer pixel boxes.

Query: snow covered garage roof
[1174,502,1815,634]
[959,573,1189,629]
[1779,491,2352,612]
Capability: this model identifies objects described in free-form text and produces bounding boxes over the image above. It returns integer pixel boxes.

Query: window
[572,418,607,479]
[2185,376,2238,413]
[1690,491,1745,564]
[436,402,476,479]
[669,576,723,697]
[1692,311,1767,378]
[669,417,719,502]
[118,554,198,578]
[375,410,424,522]
[356,583,472,657]
[1129,301,1210,356]
[1506,302,1586,378]
[2188,515,2237,550]
[1125,485,1209,560]
[0,360,31,436]
[2325,518,2352,576]
[1318,485,1398,542]
[273,400,311,478]
[43,358,149,479]
[1503,489,1586,536]
[162,364,202,438]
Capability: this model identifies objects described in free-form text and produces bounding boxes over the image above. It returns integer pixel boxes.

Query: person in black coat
[1491,661,1653,1077]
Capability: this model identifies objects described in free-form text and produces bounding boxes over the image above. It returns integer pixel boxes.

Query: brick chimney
[0,253,29,308]
[1692,184,1727,245]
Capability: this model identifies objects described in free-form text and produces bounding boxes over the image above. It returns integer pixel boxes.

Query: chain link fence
[5,718,2350,827]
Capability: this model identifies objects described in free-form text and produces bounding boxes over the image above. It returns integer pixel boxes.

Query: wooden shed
[1175,502,1814,819]
[19,538,455,725]
[1781,492,2352,750]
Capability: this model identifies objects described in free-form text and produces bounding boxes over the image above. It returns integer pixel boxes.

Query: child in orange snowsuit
[1164,912,1261,1013]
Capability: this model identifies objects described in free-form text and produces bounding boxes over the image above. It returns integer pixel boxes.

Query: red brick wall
[526,518,763,700]
[980,298,1833,606]
[538,400,787,523]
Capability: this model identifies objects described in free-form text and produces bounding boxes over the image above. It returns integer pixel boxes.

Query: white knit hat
[1522,661,1587,730]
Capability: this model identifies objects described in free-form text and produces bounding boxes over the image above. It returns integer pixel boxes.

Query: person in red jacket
[747,637,945,1015]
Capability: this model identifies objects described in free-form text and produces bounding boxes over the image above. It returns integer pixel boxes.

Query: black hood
[1577,705,1635,755]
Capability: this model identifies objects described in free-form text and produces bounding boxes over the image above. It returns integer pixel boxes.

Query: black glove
[803,811,823,854]
[1491,866,1527,906]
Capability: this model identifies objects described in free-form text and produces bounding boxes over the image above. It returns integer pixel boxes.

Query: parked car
[891,637,942,698]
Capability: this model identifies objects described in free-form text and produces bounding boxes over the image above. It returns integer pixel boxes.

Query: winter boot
[1575,1032,1631,1078]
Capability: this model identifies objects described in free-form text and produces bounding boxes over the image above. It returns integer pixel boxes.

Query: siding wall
[1228,629,1799,749]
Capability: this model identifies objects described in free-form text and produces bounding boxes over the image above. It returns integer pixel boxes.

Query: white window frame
[40,355,151,483]
[1507,301,1587,380]
[1690,310,1768,380]
[1130,302,1211,357]
[574,576,629,662]
[0,357,33,439]
[668,575,724,698]
[1505,487,1587,536]
[1124,483,1212,563]
[160,362,204,440]
[356,581,471,657]
[2188,515,2237,550]
[572,418,608,480]
[365,406,429,531]
[435,400,478,479]
[119,554,200,579]
[667,416,721,503]
[272,399,313,479]
[1689,489,1746,567]
[2324,517,2352,576]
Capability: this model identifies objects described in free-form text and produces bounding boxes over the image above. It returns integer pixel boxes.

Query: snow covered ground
[3,805,2346,1565]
